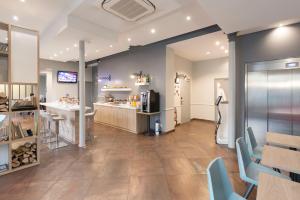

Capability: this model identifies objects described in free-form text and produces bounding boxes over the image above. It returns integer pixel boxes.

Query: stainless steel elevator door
[246,58,300,145]
[247,71,268,144]
[293,69,300,136]
[268,70,292,135]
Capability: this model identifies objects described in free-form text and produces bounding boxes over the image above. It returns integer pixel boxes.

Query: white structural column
[79,40,86,148]
[228,34,236,149]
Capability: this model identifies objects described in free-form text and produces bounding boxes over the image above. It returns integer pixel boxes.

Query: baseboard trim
[162,129,175,134]
[191,118,215,124]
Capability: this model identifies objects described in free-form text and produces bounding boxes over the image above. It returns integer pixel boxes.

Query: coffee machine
[141,90,159,113]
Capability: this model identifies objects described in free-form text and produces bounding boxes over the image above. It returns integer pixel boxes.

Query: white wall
[40,59,92,102]
[191,57,228,121]
[164,47,176,132]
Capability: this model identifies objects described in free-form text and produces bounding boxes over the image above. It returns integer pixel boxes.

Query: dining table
[257,173,300,200]
[266,132,300,149]
[261,145,300,174]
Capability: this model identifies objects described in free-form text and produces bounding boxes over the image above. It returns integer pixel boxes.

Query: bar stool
[48,116,68,149]
[85,110,97,143]
[43,112,58,144]
[40,110,49,136]
[40,111,55,143]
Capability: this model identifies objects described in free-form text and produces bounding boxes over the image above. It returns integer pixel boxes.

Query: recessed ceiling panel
[168,31,228,61]
[102,0,155,22]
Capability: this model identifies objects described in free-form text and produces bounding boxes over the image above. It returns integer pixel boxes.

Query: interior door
[180,78,190,123]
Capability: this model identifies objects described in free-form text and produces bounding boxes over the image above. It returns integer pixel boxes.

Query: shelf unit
[135,82,150,86]
[0,22,40,176]
[101,88,132,92]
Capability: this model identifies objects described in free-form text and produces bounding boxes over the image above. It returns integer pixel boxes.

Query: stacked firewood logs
[0,92,8,112]
[12,142,37,168]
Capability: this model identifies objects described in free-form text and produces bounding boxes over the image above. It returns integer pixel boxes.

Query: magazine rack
[0,22,40,175]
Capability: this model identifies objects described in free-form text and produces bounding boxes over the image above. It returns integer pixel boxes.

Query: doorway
[167,31,229,144]
[180,77,191,123]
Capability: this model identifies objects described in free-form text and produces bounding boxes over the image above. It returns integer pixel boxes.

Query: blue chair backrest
[236,137,252,181]
[207,157,234,200]
[246,127,257,154]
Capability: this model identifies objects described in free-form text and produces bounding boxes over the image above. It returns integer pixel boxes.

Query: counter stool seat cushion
[52,117,64,121]
[85,112,95,117]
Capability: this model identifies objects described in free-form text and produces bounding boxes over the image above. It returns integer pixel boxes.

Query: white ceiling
[40,0,214,62]
[197,0,300,34]
[168,31,228,61]
[0,0,300,62]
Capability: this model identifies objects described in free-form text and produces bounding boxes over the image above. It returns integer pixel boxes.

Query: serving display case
[0,22,40,175]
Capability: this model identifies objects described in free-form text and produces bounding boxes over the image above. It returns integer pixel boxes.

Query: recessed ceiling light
[13,16,19,21]
[73,44,78,47]
[66,48,70,51]
[96,49,99,53]
[109,44,113,48]
[225,49,228,54]
[220,46,225,50]
[150,28,156,34]
[215,41,220,46]
[54,53,58,57]
[206,51,211,55]
[20,0,26,2]
[186,16,191,21]
[5,37,8,41]
[127,38,132,42]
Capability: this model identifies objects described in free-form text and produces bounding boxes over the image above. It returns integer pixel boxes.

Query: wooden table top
[261,145,300,174]
[257,173,300,200]
[266,132,300,149]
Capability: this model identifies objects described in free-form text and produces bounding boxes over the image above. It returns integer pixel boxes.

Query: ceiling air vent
[101,0,156,22]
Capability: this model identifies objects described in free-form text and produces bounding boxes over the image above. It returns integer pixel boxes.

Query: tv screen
[57,71,78,83]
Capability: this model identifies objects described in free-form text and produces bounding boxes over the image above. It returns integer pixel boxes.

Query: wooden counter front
[94,103,147,134]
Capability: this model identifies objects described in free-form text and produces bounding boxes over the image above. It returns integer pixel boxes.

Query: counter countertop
[41,102,91,112]
[93,102,138,110]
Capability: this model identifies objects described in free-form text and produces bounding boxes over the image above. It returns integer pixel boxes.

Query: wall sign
[98,74,111,82]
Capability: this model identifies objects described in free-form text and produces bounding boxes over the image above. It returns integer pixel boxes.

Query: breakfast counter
[41,102,91,144]
[40,102,91,112]
[93,102,147,134]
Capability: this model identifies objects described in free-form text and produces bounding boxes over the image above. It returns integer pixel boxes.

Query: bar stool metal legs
[48,116,68,149]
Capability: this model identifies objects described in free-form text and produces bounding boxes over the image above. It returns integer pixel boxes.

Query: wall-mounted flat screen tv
[57,71,78,83]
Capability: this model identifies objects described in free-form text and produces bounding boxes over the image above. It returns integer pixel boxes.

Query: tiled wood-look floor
[0,120,256,200]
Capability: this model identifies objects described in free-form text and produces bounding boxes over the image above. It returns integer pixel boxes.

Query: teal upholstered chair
[245,127,262,161]
[236,137,290,198]
[207,157,245,200]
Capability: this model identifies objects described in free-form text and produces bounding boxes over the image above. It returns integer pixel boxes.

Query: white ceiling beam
[67,15,118,42]
[41,0,86,43]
